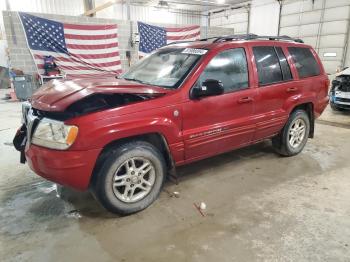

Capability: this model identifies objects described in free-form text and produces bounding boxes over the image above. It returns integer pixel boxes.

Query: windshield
[122,48,204,89]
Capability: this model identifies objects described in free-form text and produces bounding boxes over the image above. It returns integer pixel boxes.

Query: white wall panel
[321,21,348,35]
[302,36,318,46]
[94,1,124,20]
[324,6,350,21]
[319,48,344,61]
[322,60,341,73]
[227,12,247,23]
[281,1,302,15]
[301,10,322,24]
[280,26,299,37]
[4,0,84,16]
[281,14,300,27]
[299,23,319,36]
[345,27,350,67]
[210,16,223,26]
[95,4,202,25]
[300,0,324,11]
[249,0,279,35]
[325,0,350,8]
[320,34,346,48]
[232,22,248,33]
[206,2,249,33]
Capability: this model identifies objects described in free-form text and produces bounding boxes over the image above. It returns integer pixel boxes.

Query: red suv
[14,34,329,214]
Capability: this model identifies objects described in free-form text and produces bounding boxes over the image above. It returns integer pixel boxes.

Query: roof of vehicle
[165,34,310,50]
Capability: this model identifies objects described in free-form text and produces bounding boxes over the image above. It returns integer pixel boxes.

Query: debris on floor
[193,202,206,217]
[165,189,180,198]
[65,209,82,219]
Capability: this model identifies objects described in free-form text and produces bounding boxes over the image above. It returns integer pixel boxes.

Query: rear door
[249,45,298,141]
[287,47,328,117]
[182,47,257,162]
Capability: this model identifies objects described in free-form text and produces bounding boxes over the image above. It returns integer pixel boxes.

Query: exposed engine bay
[31,93,152,121]
[331,75,350,92]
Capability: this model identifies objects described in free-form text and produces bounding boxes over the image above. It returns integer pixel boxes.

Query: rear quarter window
[288,47,320,78]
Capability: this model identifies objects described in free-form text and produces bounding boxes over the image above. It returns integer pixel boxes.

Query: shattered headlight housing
[32,118,78,150]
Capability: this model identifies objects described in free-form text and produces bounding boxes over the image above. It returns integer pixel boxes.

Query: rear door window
[288,47,320,78]
[253,46,283,85]
[275,47,293,81]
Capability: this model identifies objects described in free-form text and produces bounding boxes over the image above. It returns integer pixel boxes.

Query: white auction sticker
[182,48,208,55]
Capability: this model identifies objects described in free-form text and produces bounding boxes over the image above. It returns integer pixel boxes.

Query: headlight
[32,118,78,150]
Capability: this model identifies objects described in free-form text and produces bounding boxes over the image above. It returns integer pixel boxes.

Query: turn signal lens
[66,126,79,145]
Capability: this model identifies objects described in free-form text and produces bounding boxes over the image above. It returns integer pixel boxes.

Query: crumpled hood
[336,67,350,77]
[30,77,170,112]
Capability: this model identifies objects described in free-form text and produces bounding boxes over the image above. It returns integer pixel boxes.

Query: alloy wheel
[288,118,306,149]
[112,157,156,203]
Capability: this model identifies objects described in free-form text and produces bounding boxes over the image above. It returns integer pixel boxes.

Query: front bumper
[25,144,101,191]
[330,94,350,108]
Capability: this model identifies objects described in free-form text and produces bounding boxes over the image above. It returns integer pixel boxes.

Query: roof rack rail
[165,34,304,47]
[213,33,259,42]
[212,34,304,43]
[165,40,193,46]
[165,36,220,46]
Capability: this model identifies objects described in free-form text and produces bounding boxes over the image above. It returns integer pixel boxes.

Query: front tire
[272,109,310,156]
[92,141,166,215]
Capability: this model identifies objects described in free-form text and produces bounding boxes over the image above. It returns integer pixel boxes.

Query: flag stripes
[19,12,121,78]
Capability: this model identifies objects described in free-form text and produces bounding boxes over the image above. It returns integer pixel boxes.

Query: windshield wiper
[123,77,147,85]
[123,77,172,89]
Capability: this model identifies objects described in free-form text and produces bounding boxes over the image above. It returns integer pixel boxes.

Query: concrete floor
[1,88,350,262]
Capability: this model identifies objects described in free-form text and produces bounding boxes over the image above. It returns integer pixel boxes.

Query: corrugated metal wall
[3,0,84,15]
[280,0,350,74]
[1,0,202,25]
[249,0,280,35]
[206,0,350,74]
[209,6,249,34]
[93,1,202,25]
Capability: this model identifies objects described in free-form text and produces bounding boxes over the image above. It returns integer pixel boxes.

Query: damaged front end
[32,92,153,121]
[330,70,350,110]
[13,77,170,163]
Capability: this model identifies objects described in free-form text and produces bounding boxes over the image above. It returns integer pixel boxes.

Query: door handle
[286,87,298,93]
[237,97,254,104]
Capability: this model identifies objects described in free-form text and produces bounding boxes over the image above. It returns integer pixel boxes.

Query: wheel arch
[290,102,315,138]
[89,132,174,188]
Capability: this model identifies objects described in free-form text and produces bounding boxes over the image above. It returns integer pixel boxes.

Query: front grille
[32,108,73,121]
[335,97,350,103]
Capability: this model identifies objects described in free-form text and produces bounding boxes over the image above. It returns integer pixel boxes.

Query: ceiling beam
[82,0,121,16]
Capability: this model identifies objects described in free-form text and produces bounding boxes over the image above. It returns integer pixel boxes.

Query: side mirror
[190,79,224,99]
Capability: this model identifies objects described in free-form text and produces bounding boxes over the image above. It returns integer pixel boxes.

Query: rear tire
[92,141,166,215]
[272,109,310,157]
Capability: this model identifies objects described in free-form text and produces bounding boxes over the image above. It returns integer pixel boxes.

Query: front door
[182,47,256,162]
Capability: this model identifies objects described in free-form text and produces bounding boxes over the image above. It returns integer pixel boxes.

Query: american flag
[138,22,200,57]
[19,12,121,78]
